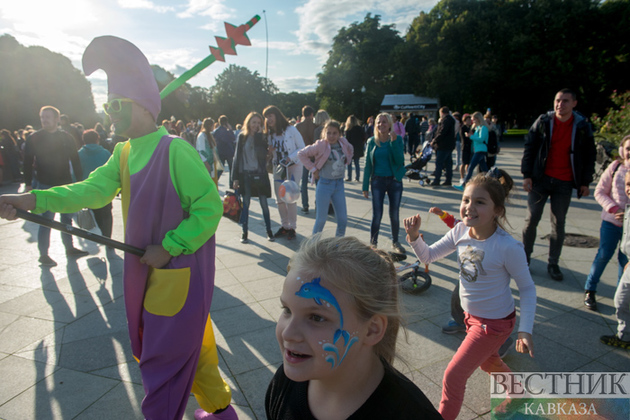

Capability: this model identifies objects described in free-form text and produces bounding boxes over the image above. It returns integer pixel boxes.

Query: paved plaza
[0,140,629,419]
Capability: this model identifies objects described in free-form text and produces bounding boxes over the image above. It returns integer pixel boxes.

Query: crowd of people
[3,64,630,419]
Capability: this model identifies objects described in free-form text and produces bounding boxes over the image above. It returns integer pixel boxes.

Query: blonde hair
[345,115,359,131]
[374,113,394,145]
[471,111,488,130]
[314,109,330,127]
[287,236,403,364]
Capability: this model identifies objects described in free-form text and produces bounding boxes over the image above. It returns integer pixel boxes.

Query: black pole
[15,209,144,257]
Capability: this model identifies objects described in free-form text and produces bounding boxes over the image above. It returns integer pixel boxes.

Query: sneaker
[287,229,296,240]
[301,206,309,215]
[429,180,440,187]
[442,181,452,186]
[38,255,57,267]
[442,319,466,334]
[547,263,563,281]
[274,227,289,238]
[498,336,514,358]
[584,291,597,311]
[241,232,248,244]
[392,242,406,254]
[66,247,89,257]
[600,334,630,349]
[267,229,275,242]
[194,404,238,420]
[345,178,351,181]
[452,184,464,192]
[355,178,360,182]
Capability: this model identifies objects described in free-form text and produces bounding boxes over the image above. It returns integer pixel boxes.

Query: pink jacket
[595,159,630,227]
[297,137,354,172]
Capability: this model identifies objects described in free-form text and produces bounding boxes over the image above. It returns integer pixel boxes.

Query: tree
[316,14,405,122]
[0,34,98,131]
[153,65,216,123]
[210,64,278,125]
[273,91,319,121]
[592,90,630,147]
[402,0,622,125]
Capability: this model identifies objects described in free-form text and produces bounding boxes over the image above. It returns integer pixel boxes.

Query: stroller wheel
[399,270,432,295]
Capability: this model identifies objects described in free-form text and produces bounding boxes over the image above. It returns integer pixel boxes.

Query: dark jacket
[213,125,236,162]
[345,125,365,159]
[521,111,596,197]
[23,129,83,187]
[231,132,271,197]
[432,114,456,151]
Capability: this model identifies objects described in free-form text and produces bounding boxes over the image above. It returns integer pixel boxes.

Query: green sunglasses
[103,98,134,115]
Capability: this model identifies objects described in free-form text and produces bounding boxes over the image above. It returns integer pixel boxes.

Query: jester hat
[82,36,161,121]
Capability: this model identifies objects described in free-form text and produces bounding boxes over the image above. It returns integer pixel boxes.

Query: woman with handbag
[232,112,274,244]
[196,117,222,188]
[263,105,305,240]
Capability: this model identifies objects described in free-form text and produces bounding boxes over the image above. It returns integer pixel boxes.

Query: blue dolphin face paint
[296,277,356,368]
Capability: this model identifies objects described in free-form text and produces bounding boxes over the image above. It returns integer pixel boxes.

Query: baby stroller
[404,140,433,186]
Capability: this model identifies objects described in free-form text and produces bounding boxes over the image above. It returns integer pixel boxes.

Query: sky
[0,0,438,109]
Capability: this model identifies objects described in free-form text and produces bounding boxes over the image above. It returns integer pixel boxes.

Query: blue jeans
[370,176,403,246]
[455,140,461,167]
[239,173,271,232]
[34,181,75,256]
[522,176,573,264]
[301,167,310,209]
[464,152,488,183]
[434,149,453,184]
[585,220,627,292]
[347,157,361,181]
[313,178,347,237]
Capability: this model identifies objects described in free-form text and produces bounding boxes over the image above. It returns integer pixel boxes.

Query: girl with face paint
[266,236,442,419]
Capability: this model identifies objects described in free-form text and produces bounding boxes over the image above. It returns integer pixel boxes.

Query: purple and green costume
[32,126,231,419]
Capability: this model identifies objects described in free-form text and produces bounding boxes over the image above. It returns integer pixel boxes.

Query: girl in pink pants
[404,171,536,420]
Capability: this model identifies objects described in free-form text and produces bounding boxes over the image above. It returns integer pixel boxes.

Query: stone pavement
[0,140,628,420]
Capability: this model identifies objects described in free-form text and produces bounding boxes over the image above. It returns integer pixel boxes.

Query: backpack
[486,130,499,154]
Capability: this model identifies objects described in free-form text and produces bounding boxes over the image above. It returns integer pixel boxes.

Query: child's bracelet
[439,212,449,220]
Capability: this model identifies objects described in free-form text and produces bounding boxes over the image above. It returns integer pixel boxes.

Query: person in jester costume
[0,36,236,420]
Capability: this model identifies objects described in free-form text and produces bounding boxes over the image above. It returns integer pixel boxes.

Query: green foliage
[316,14,404,122]
[592,90,630,146]
[0,34,98,131]
[153,65,216,123]
[273,91,319,121]
[209,64,278,125]
[402,0,630,126]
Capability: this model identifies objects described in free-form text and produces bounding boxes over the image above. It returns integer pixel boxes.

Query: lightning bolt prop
[159,15,260,99]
